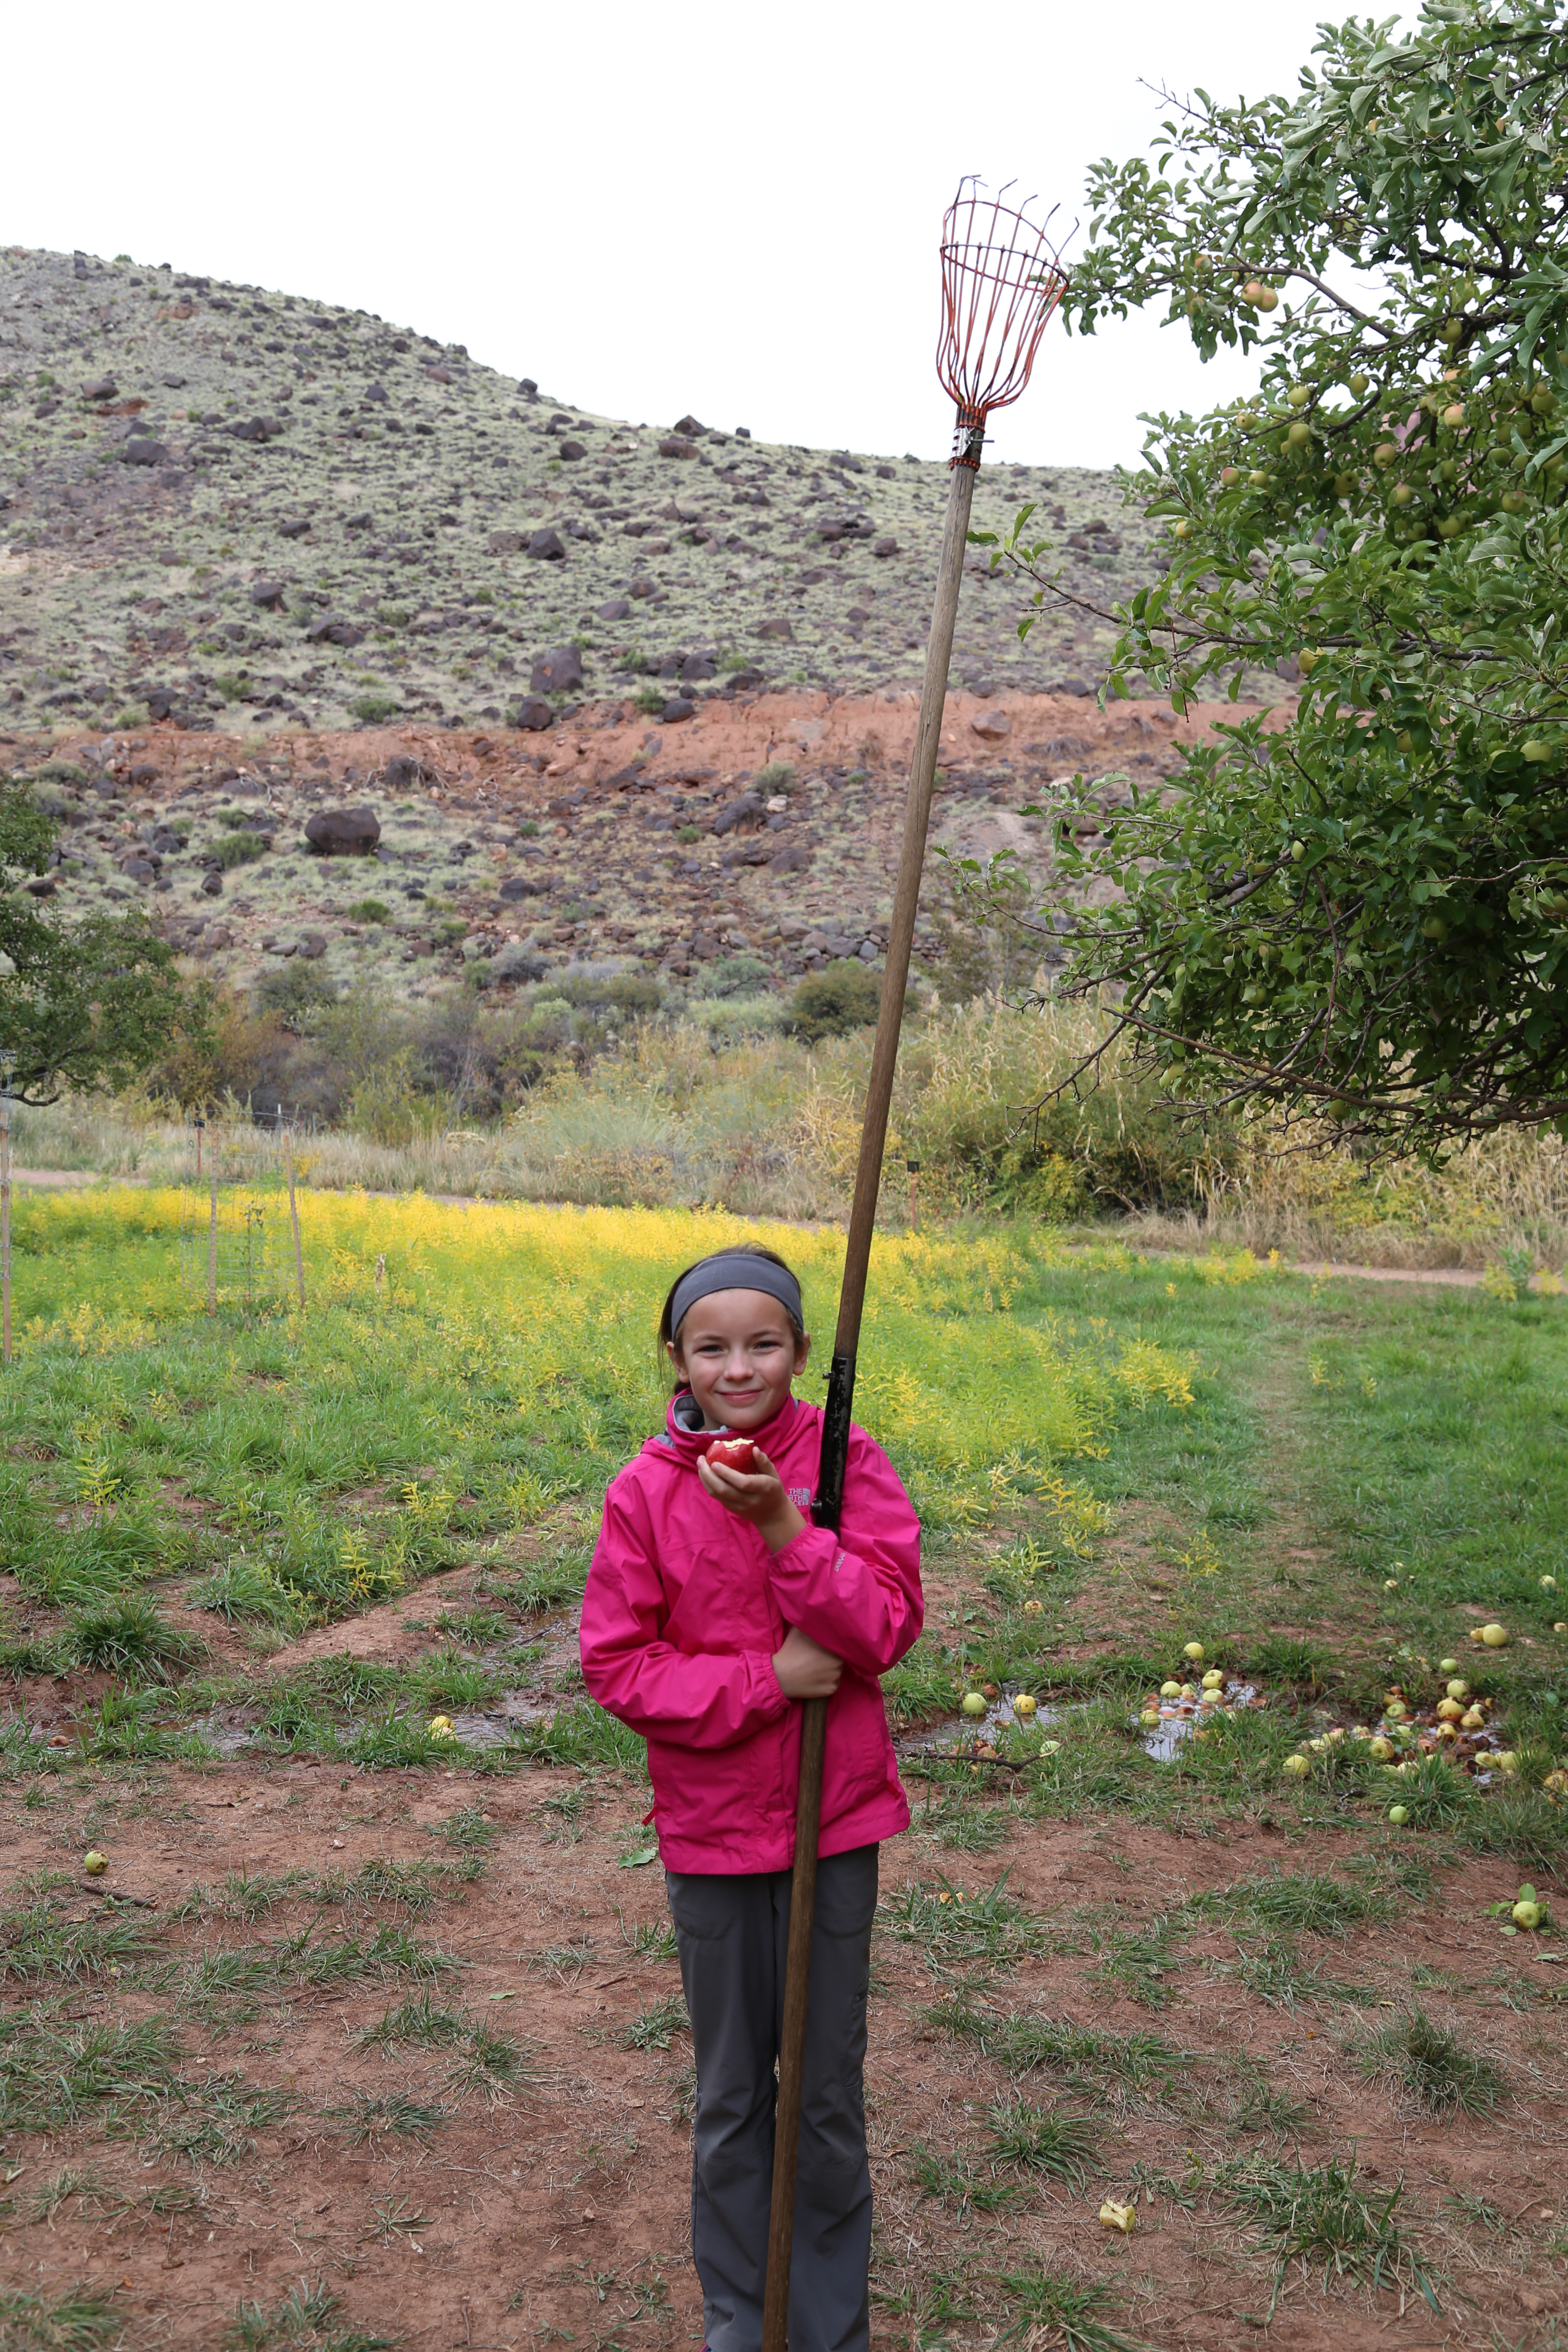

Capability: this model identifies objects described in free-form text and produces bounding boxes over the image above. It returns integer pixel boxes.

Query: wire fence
[178,1118,306,1316]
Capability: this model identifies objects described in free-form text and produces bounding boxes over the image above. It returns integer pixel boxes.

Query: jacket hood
[656,1387,810,1472]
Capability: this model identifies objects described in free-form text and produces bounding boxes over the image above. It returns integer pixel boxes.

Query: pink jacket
[579,1391,923,1874]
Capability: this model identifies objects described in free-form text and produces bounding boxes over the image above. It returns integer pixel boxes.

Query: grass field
[1,1192,1566,2351]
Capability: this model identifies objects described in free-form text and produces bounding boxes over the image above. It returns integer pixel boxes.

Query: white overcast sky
[6,0,1384,473]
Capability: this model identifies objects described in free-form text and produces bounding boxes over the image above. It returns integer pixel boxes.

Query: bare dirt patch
[5,1759,1564,2352]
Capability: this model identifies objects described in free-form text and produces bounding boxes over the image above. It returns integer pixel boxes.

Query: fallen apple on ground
[961,1692,988,1718]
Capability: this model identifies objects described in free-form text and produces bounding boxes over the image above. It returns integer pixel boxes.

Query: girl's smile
[669,1287,811,1432]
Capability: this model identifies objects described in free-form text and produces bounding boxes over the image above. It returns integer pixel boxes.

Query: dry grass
[12,1003,1568,1268]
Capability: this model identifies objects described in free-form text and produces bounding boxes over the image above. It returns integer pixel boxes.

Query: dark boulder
[756,617,793,642]
[303,806,381,856]
[512,697,555,731]
[122,438,170,467]
[303,615,365,646]
[679,653,717,682]
[713,793,764,836]
[278,518,312,539]
[249,580,287,608]
[81,376,117,402]
[530,645,584,695]
[597,597,633,622]
[662,697,696,723]
[672,414,707,437]
[558,439,586,461]
[526,529,567,561]
[658,436,698,460]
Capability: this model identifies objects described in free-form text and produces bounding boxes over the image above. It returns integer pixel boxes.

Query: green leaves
[0,783,196,1104]
[992,0,1568,1145]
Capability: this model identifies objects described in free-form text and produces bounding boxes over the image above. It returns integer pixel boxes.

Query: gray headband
[669,1253,804,1338]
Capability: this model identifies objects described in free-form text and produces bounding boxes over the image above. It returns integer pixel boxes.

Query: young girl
[580,1243,922,2352]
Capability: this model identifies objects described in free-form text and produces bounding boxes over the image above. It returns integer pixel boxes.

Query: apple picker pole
[761,180,1068,2352]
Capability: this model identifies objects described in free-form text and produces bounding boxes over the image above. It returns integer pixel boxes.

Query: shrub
[208,831,267,871]
[690,955,769,1002]
[754,761,797,793]
[348,899,390,924]
[350,694,400,724]
[787,961,882,1041]
[632,687,665,716]
[254,962,340,1023]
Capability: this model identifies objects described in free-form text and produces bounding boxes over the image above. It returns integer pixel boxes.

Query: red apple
[705,1436,757,1474]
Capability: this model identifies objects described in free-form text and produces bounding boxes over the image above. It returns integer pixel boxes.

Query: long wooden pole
[760,426,982,2352]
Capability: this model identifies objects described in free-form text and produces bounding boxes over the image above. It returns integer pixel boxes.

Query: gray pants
[665,1844,878,2352]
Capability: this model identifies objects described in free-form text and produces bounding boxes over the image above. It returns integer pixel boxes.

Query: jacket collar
[660,1388,805,1468]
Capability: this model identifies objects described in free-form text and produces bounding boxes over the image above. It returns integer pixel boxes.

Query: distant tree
[0,785,194,1104]
[787,961,883,1041]
[974,0,1568,1148]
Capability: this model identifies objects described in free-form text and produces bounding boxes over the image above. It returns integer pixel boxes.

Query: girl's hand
[696,1446,806,1554]
[772,1625,843,1700]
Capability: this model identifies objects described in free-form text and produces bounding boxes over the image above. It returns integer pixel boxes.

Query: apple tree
[980,0,1568,1146]
[0,783,193,1104]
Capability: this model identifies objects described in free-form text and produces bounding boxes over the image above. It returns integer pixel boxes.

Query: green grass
[145,2073,297,2166]
[353,1992,468,2050]
[0,2012,181,2129]
[224,2282,394,2352]
[1354,2005,1510,2116]
[328,2090,450,2145]
[0,1901,155,1982]
[879,1871,1047,1971]
[0,2285,128,2351]
[1216,2149,1440,2316]
[912,2147,1022,2214]
[620,1993,689,2052]
[62,1592,198,1681]
[1194,1870,1398,1936]
[925,1995,1185,2101]
[983,2098,1102,2186]
[993,2267,1155,2352]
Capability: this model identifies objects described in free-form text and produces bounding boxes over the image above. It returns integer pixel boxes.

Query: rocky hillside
[0,243,1157,733]
[0,245,1278,1039]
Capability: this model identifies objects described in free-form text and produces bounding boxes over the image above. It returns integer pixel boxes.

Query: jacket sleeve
[763,1425,923,1676]
[580,1471,792,1750]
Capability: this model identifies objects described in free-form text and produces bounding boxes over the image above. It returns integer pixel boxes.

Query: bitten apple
[704,1436,757,1474]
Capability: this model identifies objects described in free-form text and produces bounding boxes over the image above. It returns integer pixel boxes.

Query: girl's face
[668,1288,810,1431]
